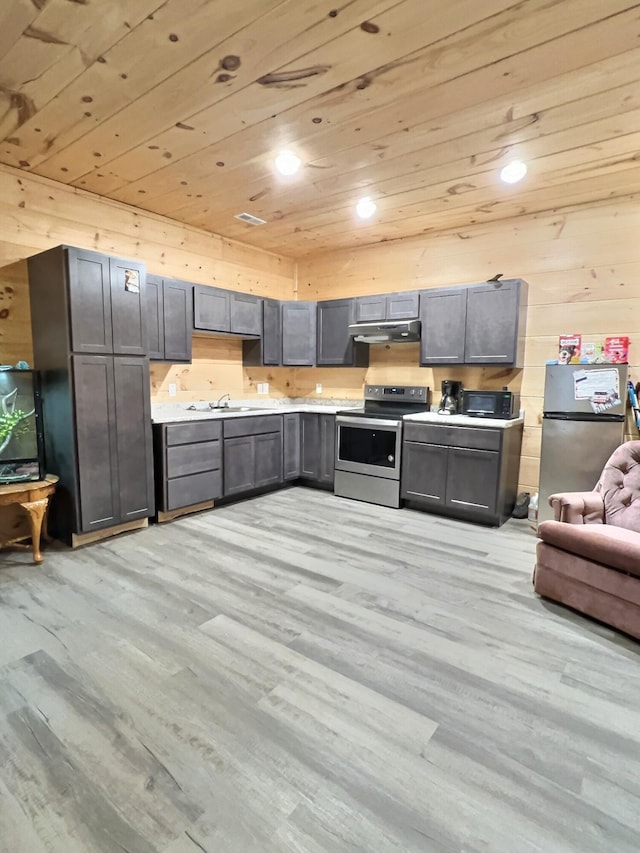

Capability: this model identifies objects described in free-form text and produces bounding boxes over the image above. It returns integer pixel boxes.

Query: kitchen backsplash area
[149,335,522,405]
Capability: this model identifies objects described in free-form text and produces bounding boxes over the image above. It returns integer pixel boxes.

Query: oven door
[335,416,402,479]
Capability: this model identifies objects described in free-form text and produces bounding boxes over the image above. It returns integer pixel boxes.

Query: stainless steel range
[334,384,430,508]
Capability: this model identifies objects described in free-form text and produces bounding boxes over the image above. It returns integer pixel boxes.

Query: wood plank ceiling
[1,0,639,258]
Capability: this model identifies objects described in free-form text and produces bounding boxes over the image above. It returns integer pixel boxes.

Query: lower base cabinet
[401,421,522,525]
[154,420,223,512]
[300,413,335,485]
[223,416,283,497]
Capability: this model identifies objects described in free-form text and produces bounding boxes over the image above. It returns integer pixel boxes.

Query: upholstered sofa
[533,441,640,640]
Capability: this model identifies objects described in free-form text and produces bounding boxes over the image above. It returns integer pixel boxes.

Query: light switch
[168,383,177,397]
[316,384,323,394]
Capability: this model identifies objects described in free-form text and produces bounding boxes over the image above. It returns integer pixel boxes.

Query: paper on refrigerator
[573,367,621,413]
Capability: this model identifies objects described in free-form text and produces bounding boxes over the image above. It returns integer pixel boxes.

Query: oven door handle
[336,416,402,429]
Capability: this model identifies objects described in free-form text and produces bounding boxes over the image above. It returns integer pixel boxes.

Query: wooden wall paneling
[0,261,33,367]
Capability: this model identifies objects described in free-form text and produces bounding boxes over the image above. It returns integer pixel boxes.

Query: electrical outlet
[316,384,323,394]
[168,383,177,397]
[262,382,269,395]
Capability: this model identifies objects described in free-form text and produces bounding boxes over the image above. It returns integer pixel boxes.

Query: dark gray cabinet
[194,284,264,338]
[317,298,368,367]
[355,290,419,322]
[419,287,467,365]
[401,421,522,525]
[154,420,222,513]
[243,297,281,366]
[223,415,283,496]
[71,355,154,534]
[282,301,317,366]
[464,279,526,366]
[27,245,154,544]
[283,413,301,480]
[193,285,230,332]
[300,413,335,485]
[64,247,146,356]
[230,292,262,336]
[146,275,192,363]
[420,278,527,367]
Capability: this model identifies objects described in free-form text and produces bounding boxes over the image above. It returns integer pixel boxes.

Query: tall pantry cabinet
[28,246,154,544]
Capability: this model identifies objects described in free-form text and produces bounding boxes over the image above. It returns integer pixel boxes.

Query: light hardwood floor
[1,487,639,852]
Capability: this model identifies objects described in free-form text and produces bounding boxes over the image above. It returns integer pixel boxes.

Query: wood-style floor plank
[0,486,639,852]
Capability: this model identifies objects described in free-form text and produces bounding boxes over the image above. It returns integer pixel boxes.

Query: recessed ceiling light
[274,150,301,176]
[500,161,527,184]
[356,196,377,219]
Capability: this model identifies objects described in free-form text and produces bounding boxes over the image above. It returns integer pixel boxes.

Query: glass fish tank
[0,368,44,484]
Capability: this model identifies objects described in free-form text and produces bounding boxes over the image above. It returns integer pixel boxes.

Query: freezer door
[543,364,628,415]
[538,417,624,523]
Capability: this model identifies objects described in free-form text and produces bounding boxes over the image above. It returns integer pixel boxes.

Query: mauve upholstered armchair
[533,441,640,640]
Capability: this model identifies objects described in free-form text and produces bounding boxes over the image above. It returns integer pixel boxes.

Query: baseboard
[156,500,215,523]
[71,517,148,548]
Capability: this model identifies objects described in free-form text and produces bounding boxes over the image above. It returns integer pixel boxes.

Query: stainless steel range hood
[348,319,421,343]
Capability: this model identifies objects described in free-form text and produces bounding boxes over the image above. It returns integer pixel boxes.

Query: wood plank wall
[0,163,295,402]
[296,196,640,494]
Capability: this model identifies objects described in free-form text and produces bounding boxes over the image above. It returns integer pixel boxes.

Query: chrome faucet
[211,393,231,409]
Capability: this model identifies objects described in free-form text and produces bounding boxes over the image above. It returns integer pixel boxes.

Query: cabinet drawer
[223,415,282,438]
[165,420,222,446]
[166,441,221,478]
[403,422,501,451]
[166,470,222,510]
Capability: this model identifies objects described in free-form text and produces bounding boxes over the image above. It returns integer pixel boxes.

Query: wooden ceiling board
[1,0,639,256]
[30,0,415,186]
[175,94,640,240]
[92,0,613,207]
[107,2,640,240]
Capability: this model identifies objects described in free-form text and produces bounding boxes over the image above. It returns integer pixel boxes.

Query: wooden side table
[0,475,58,564]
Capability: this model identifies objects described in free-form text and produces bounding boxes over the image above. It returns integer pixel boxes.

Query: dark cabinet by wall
[355,290,419,322]
[401,421,522,525]
[300,413,335,485]
[283,413,301,480]
[420,279,527,367]
[64,247,146,356]
[28,245,154,543]
[146,275,192,363]
[316,298,368,367]
[282,301,317,366]
[464,279,526,366]
[223,415,283,496]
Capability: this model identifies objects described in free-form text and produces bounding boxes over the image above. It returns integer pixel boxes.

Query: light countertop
[403,411,524,429]
[151,401,359,424]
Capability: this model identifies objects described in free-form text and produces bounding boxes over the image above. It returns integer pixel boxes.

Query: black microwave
[461,389,520,419]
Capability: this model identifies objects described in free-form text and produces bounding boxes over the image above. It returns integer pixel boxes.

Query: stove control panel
[364,385,429,401]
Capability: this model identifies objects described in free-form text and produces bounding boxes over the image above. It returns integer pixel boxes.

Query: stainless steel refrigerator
[538,363,628,523]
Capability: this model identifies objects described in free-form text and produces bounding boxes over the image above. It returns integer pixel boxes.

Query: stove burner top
[337,384,431,420]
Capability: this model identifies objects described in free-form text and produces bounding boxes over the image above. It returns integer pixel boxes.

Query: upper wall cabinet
[355,290,419,322]
[420,279,527,368]
[243,297,281,366]
[193,285,230,332]
[32,246,146,357]
[282,301,317,366]
[146,275,192,363]
[419,287,468,365]
[193,284,263,337]
[316,298,369,367]
[230,292,263,336]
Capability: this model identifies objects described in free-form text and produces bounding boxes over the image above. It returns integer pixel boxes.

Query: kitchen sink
[209,406,265,413]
